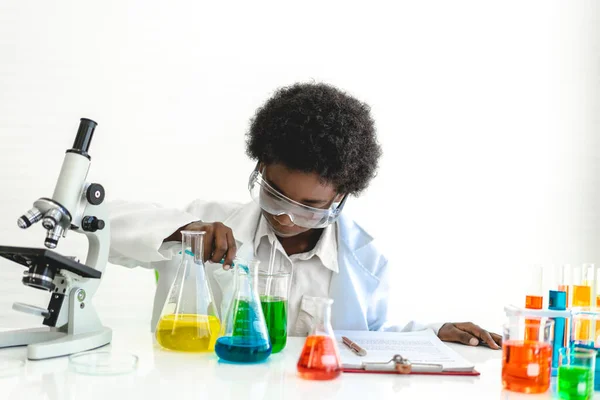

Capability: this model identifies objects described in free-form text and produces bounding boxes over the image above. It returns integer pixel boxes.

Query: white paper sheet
[335,329,475,372]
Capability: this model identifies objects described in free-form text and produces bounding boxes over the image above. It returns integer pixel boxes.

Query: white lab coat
[108,199,442,335]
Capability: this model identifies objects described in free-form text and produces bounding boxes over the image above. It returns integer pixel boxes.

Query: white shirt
[253,216,338,337]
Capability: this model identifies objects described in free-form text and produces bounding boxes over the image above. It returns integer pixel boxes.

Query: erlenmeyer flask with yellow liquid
[155,230,221,352]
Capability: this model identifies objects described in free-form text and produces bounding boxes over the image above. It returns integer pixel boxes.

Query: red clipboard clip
[362,354,444,374]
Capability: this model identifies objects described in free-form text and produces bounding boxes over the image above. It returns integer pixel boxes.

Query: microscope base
[0,326,112,360]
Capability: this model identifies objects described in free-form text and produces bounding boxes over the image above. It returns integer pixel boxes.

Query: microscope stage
[0,246,102,279]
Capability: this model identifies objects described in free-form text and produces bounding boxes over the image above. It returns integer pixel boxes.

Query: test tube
[572,264,592,342]
[525,265,544,341]
[584,263,600,343]
[558,264,572,305]
[594,265,600,308]
[542,264,560,309]
[549,290,567,371]
[558,264,573,346]
[572,264,588,304]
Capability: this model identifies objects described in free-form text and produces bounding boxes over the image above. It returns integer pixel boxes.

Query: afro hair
[246,82,382,195]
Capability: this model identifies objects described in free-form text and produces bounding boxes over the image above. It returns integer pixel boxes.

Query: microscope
[0,118,112,360]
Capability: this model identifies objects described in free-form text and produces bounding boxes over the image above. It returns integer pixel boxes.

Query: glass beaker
[258,271,290,354]
[570,307,600,349]
[215,259,272,363]
[502,319,554,394]
[570,307,600,392]
[155,231,221,352]
[557,348,596,400]
[297,297,342,380]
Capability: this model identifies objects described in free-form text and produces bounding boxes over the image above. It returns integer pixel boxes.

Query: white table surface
[0,265,594,400]
[0,323,589,400]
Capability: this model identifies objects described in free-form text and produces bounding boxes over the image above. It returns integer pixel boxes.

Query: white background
[0,1,598,334]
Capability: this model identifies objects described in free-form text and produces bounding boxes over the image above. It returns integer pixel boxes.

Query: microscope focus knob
[86,183,105,206]
[82,216,105,232]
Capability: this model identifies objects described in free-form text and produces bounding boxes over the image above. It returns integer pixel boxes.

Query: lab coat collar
[336,212,375,253]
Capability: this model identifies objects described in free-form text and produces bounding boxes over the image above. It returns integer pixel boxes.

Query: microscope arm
[75,191,110,276]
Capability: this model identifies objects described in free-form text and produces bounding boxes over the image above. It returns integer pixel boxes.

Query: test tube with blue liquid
[549,290,567,376]
[558,264,573,348]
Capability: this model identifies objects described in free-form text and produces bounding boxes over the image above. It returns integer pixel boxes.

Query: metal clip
[363,354,444,374]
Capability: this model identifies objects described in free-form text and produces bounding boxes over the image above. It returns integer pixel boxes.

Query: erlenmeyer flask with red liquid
[297,297,342,380]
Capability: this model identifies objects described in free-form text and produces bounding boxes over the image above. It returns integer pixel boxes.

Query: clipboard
[343,368,481,376]
[342,354,480,376]
[336,330,481,377]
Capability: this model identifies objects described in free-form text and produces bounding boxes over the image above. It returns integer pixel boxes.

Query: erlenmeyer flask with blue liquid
[215,259,272,363]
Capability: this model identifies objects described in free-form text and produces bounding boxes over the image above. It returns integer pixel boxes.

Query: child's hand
[437,322,502,349]
[169,221,237,269]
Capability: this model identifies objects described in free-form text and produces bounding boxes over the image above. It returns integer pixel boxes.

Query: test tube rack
[504,305,572,320]
[504,304,599,342]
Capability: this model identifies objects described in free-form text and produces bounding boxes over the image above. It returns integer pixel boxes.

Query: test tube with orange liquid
[593,264,600,344]
[572,265,593,342]
[581,263,600,344]
[524,265,543,341]
[502,319,554,394]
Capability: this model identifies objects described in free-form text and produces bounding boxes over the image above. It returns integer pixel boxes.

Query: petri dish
[69,351,138,376]
[0,359,25,378]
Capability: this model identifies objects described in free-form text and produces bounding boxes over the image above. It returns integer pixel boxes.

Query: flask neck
[181,231,204,263]
[233,261,257,298]
[310,299,334,336]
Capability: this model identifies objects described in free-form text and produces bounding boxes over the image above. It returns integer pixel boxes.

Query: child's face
[261,163,340,237]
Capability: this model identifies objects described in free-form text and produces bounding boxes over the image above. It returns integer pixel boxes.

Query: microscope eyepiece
[71,118,97,155]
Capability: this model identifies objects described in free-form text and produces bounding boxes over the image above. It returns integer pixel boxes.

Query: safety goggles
[248,163,347,229]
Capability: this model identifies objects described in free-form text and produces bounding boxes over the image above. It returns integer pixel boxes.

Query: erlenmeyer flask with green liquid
[155,230,221,352]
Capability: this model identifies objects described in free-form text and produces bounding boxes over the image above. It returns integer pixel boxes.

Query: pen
[342,336,367,357]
